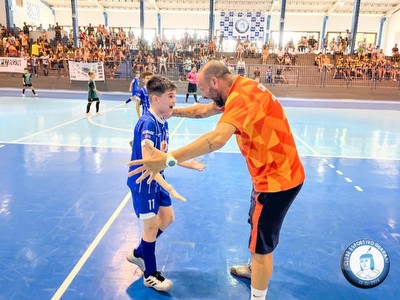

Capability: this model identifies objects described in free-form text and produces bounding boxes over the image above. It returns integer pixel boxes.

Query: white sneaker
[144,271,173,291]
[34,94,39,97]
[22,94,26,97]
[126,250,145,271]
[230,264,251,279]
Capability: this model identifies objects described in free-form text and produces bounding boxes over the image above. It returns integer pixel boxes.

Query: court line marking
[294,132,364,192]
[51,192,132,300]
[10,103,124,143]
[51,116,187,299]
[0,144,4,148]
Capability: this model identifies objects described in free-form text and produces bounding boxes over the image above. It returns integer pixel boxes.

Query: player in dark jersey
[22,68,38,97]
[86,71,102,116]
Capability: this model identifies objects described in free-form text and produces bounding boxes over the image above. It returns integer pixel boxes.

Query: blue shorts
[248,183,303,254]
[131,188,172,219]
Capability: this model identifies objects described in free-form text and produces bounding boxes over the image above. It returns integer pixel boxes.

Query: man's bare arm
[172,102,222,119]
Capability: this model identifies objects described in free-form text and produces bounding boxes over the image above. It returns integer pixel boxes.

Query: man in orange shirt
[128,60,305,300]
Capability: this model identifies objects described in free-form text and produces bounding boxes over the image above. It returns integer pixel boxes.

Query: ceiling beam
[149,0,160,12]
[90,0,105,11]
[326,0,343,15]
[269,0,278,14]
[385,3,400,17]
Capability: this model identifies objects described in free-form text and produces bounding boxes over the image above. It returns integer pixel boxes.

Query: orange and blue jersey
[218,76,305,192]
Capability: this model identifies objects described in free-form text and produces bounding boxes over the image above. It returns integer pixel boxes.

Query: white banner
[0,58,28,73]
[68,61,105,81]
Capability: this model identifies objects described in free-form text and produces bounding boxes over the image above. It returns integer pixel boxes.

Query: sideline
[51,192,132,300]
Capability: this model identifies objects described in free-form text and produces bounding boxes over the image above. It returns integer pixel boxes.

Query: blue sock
[126,99,131,104]
[135,230,162,258]
[142,240,157,277]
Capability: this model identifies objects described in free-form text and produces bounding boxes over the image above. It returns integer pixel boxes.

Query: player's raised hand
[127,140,168,184]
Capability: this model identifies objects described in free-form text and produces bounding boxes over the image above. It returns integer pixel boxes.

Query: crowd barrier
[1,58,399,90]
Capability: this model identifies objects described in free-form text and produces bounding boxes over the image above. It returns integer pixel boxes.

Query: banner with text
[68,61,105,81]
[0,58,28,73]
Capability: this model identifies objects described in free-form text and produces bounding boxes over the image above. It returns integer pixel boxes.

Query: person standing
[185,66,199,103]
[22,68,38,97]
[135,71,153,119]
[125,70,140,107]
[126,75,205,291]
[86,71,102,116]
[128,60,305,300]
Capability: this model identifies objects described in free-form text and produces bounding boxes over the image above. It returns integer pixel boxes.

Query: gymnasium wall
[382,10,400,54]
[12,0,55,28]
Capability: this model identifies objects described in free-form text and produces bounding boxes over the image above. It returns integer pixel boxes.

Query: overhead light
[339,1,345,6]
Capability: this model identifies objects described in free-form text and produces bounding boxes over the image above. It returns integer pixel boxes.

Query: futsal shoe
[144,271,173,291]
[34,94,39,97]
[230,264,251,279]
[22,94,25,97]
[126,250,145,271]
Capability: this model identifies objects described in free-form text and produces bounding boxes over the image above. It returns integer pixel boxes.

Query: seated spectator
[392,43,399,62]
[322,55,333,72]
[236,57,246,76]
[275,68,288,84]
[315,52,323,71]
[283,53,292,70]
[276,47,284,65]
[261,45,269,64]
[308,35,318,53]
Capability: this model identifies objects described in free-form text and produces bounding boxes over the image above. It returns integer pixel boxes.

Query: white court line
[51,192,132,300]
[11,103,124,143]
[293,132,364,192]
[0,144,4,148]
[354,186,364,192]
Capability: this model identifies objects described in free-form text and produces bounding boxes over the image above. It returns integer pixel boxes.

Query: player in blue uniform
[135,71,153,119]
[126,75,205,291]
[125,70,140,106]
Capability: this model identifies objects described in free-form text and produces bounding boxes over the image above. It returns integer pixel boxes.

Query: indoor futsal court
[0,88,399,300]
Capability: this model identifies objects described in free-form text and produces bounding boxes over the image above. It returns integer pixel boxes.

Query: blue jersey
[137,87,150,115]
[127,109,169,193]
[131,77,140,96]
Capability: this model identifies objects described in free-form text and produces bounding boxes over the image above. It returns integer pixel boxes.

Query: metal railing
[1,59,400,90]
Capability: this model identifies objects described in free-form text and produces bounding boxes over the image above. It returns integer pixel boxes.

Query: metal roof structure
[44,0,400,17]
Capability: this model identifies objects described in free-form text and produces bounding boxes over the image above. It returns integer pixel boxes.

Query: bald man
[128,60,305,300]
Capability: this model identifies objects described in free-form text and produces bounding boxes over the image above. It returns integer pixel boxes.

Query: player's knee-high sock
[185,94,189,102]
[135,229,163,258]
[32,89,36,95]
[22,89,25,94]
[194,94,198,102]
[96,101,100,112]
[86,103,91,113]
[142,240,157,277]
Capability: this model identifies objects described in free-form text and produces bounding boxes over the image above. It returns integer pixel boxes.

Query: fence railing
[1,59,400,90]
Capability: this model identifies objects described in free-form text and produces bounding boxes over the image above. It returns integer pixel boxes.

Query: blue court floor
[0,88,399,300]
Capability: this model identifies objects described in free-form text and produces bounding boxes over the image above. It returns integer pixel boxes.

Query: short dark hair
[146,75,176,99]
